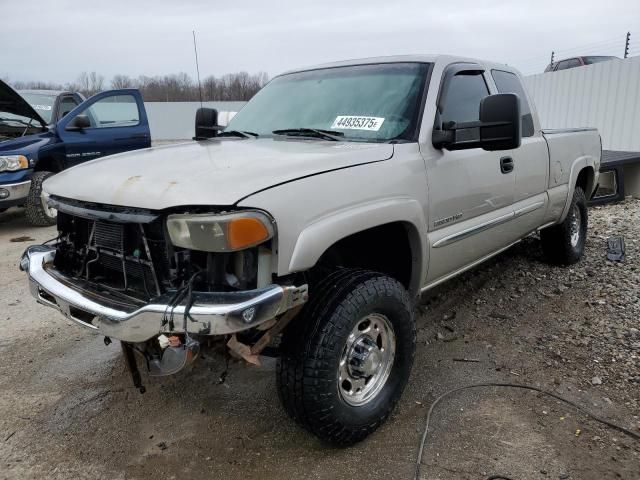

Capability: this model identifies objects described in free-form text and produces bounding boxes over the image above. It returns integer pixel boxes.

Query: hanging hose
[414,382,640,480]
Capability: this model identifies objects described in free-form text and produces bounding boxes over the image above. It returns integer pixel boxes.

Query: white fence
[524,56,640,151]
[145,101,246,140]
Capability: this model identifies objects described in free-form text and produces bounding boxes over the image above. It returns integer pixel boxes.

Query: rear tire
[277,269,416,446]
[540,186,587,265]
[25,171,57,227]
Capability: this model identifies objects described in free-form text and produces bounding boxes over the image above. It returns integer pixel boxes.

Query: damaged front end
[20,197,307,391]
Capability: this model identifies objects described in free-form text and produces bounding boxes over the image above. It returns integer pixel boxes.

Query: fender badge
[434,212,462,227]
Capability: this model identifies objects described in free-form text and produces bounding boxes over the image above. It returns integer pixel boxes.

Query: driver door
[57,90,151,168]
[423,66,516,285]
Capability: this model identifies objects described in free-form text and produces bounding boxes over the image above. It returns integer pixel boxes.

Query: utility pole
[624,32,631,58]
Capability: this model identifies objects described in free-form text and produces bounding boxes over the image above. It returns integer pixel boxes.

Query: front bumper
[21,245,308,342]
[0,180,30,208]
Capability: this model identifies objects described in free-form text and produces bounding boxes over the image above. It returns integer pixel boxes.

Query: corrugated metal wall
[145,101,246,140]
[524,56,640,151]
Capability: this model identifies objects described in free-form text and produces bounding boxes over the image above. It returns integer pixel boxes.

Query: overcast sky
[1,0,637,84]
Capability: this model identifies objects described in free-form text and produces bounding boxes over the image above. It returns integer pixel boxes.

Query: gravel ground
[0,200,638,480]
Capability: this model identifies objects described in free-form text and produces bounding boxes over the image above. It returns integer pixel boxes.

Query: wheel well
[576,166,595,197]
[312,222,418,293]
[33,156,62,173]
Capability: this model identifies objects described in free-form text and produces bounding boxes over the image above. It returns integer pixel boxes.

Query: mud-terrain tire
[25,171,57,227]
[541,186,587,265]
[277,269,416,446]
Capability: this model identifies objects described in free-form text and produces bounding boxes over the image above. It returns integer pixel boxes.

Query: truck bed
[541,128,601,191]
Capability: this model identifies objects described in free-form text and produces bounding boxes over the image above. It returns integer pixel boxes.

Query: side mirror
[194,108,222,140]
[478,93,521,150]
[65,114,91,131]
[432,93,521,151]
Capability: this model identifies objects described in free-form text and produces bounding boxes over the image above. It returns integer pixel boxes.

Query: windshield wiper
[218,130,259,139]
[272,128,344,141]
[0,117,36,127]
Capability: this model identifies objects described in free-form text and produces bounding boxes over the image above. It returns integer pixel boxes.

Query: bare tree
[11,70,269,101]
[111,74,136,89]
[9,79,66,91]
[75,71,105,97]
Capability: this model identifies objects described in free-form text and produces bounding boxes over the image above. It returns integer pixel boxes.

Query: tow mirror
[194,108,222,140]
[432,93,521,151]
[65,114,91,131]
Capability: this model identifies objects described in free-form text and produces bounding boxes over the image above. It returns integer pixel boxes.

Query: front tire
[25,171,57,227]
[277,269,416,446]
[540,186,588,265]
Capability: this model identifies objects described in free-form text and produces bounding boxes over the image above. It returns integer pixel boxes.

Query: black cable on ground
[414,382,640,480]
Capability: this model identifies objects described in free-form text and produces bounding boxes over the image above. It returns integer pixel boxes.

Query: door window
[79,94,140,129]
[439,73,489,125]
[491,70,535,137]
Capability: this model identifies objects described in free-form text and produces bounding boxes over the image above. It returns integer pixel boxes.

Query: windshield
[226,62,430,142]
[18,92,56,123]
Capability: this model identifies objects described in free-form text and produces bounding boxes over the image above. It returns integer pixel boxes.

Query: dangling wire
[161,269,203,333]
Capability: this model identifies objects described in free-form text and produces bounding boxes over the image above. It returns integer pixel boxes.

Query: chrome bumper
[21,245,308,343]
[0,180,31,206]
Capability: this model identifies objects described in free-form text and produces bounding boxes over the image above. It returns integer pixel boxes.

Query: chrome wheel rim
[338,313,396,407]
[569,204,581,247]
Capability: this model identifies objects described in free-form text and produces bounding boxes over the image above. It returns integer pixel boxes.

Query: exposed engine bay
[53,205,264,303]
[48,196,291,392]
[0,124,42,142]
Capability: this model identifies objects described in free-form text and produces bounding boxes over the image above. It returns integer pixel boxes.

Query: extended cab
[20,55,600,445]
[0,81,151,225]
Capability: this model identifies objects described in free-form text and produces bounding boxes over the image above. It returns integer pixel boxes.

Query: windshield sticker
[331,116,385,131]
[31,104,52,111]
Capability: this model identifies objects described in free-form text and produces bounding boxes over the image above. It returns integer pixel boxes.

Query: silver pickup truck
[20,55,601,446]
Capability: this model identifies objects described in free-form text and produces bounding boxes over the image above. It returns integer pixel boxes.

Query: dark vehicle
[0,80,151,225]
[544,55,620,72]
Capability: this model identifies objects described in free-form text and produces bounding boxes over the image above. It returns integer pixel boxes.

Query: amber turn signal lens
[228,217,270,250]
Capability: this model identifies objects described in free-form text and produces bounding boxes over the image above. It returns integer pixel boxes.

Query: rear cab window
[58,96,79,120]
[491,70,535,137]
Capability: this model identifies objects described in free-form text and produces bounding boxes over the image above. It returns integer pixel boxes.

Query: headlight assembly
[167,210,275,252]
[0,155,29,172]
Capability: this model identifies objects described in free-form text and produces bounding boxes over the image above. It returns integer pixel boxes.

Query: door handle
[500,156,514,174]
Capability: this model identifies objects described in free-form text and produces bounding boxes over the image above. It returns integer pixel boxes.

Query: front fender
[289,197,428,294]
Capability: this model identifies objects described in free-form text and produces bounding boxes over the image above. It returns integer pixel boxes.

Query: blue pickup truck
[0,80,151,225]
